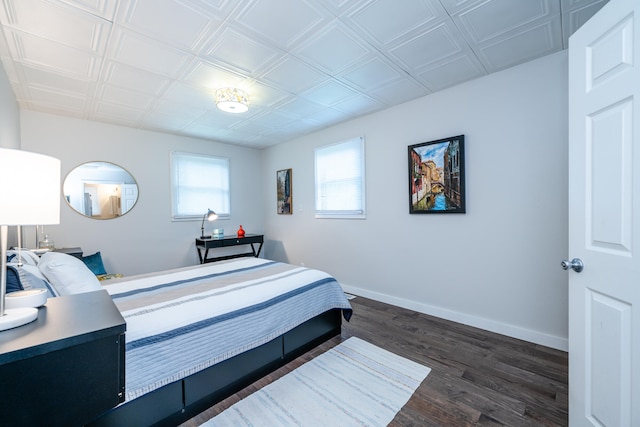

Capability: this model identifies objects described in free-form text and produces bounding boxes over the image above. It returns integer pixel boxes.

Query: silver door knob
[561,258,584,273]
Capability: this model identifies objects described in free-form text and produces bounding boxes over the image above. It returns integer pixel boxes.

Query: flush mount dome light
[215,87,249,113]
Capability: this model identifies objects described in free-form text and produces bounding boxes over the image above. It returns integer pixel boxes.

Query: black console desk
[195,234,264,264]
[0,290,126,426]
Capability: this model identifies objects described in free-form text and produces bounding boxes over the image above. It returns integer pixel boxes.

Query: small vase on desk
[237,225,245,238]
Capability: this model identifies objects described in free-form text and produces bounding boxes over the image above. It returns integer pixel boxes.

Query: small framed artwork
[277,168,292,214]
[408,135,465,214]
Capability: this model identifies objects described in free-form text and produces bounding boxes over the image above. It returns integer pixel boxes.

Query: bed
[85,257,353,427]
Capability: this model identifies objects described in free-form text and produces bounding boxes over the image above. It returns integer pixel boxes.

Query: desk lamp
[200,209,218,238]
[0,148,60,331]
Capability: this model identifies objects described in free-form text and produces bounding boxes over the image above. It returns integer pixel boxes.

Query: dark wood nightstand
[53,246,83,259]
[0,290,126,426]
[195,234,264,264]
[30,247,83,259]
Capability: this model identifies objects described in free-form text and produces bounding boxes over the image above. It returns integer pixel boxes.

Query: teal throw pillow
[82,252,107,276]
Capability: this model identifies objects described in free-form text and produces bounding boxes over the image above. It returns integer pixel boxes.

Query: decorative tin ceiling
[0,0,608,147]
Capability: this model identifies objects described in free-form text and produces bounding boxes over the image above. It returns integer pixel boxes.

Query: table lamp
[0,148,60,331]
[200,208,218,238]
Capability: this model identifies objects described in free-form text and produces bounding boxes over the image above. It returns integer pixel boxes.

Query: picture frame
[408,135,465,214]
[277,168,292,214]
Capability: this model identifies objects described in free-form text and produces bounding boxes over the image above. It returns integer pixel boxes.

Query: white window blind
[171,152,230,220]
[314,136,366,219]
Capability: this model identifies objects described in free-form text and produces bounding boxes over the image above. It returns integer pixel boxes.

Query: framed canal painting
[277,168,292,214]
[408,135,465,214]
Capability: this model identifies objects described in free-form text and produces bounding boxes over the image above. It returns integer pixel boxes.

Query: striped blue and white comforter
[103,258,352,402]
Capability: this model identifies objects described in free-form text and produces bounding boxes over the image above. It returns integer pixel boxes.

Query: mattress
[102,258,352,401]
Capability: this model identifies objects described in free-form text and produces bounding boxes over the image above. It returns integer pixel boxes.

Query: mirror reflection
[63,161,139,220]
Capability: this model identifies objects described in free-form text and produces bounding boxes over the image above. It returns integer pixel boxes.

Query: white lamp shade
[0,148,61,225]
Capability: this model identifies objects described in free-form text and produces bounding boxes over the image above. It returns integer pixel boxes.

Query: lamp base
[0,307,38,331]
[6,289,48,309]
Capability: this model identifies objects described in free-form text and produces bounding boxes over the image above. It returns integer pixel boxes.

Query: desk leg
[196,247,208,264]
[251,242,263,258]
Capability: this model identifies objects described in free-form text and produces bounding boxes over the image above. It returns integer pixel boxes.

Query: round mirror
[63,161,139,219]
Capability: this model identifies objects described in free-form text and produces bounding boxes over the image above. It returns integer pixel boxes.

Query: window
[314,136,366,219]
[171,152,230,220]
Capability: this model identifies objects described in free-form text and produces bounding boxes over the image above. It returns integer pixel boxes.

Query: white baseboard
[341,284,568,352]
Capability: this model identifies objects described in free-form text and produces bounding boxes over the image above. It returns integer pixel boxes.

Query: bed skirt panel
[88,308,343,427]
[88,381,183,427]
[184,336,282,406]
[283,308,341,355]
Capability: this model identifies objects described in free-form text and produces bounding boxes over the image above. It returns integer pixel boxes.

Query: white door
[568,0,639,426]
[121,184,138,214]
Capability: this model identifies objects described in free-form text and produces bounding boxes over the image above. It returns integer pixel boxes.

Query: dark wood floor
[180,296,568,426]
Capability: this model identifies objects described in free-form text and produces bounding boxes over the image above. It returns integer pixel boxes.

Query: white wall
[20,112,263,276]
[261,51,569,350]
[11,51,569,349]
[0,61,21,246]
[0,63,19,149]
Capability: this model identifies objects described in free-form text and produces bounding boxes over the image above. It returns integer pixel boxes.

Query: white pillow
[7,249,41,266]
[39,252,101,295]
[16,264,59,298]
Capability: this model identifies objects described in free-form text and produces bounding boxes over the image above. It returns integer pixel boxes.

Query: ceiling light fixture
[215,87,249,113]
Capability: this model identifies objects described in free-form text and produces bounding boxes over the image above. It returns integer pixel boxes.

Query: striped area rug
[202,337,431,426]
